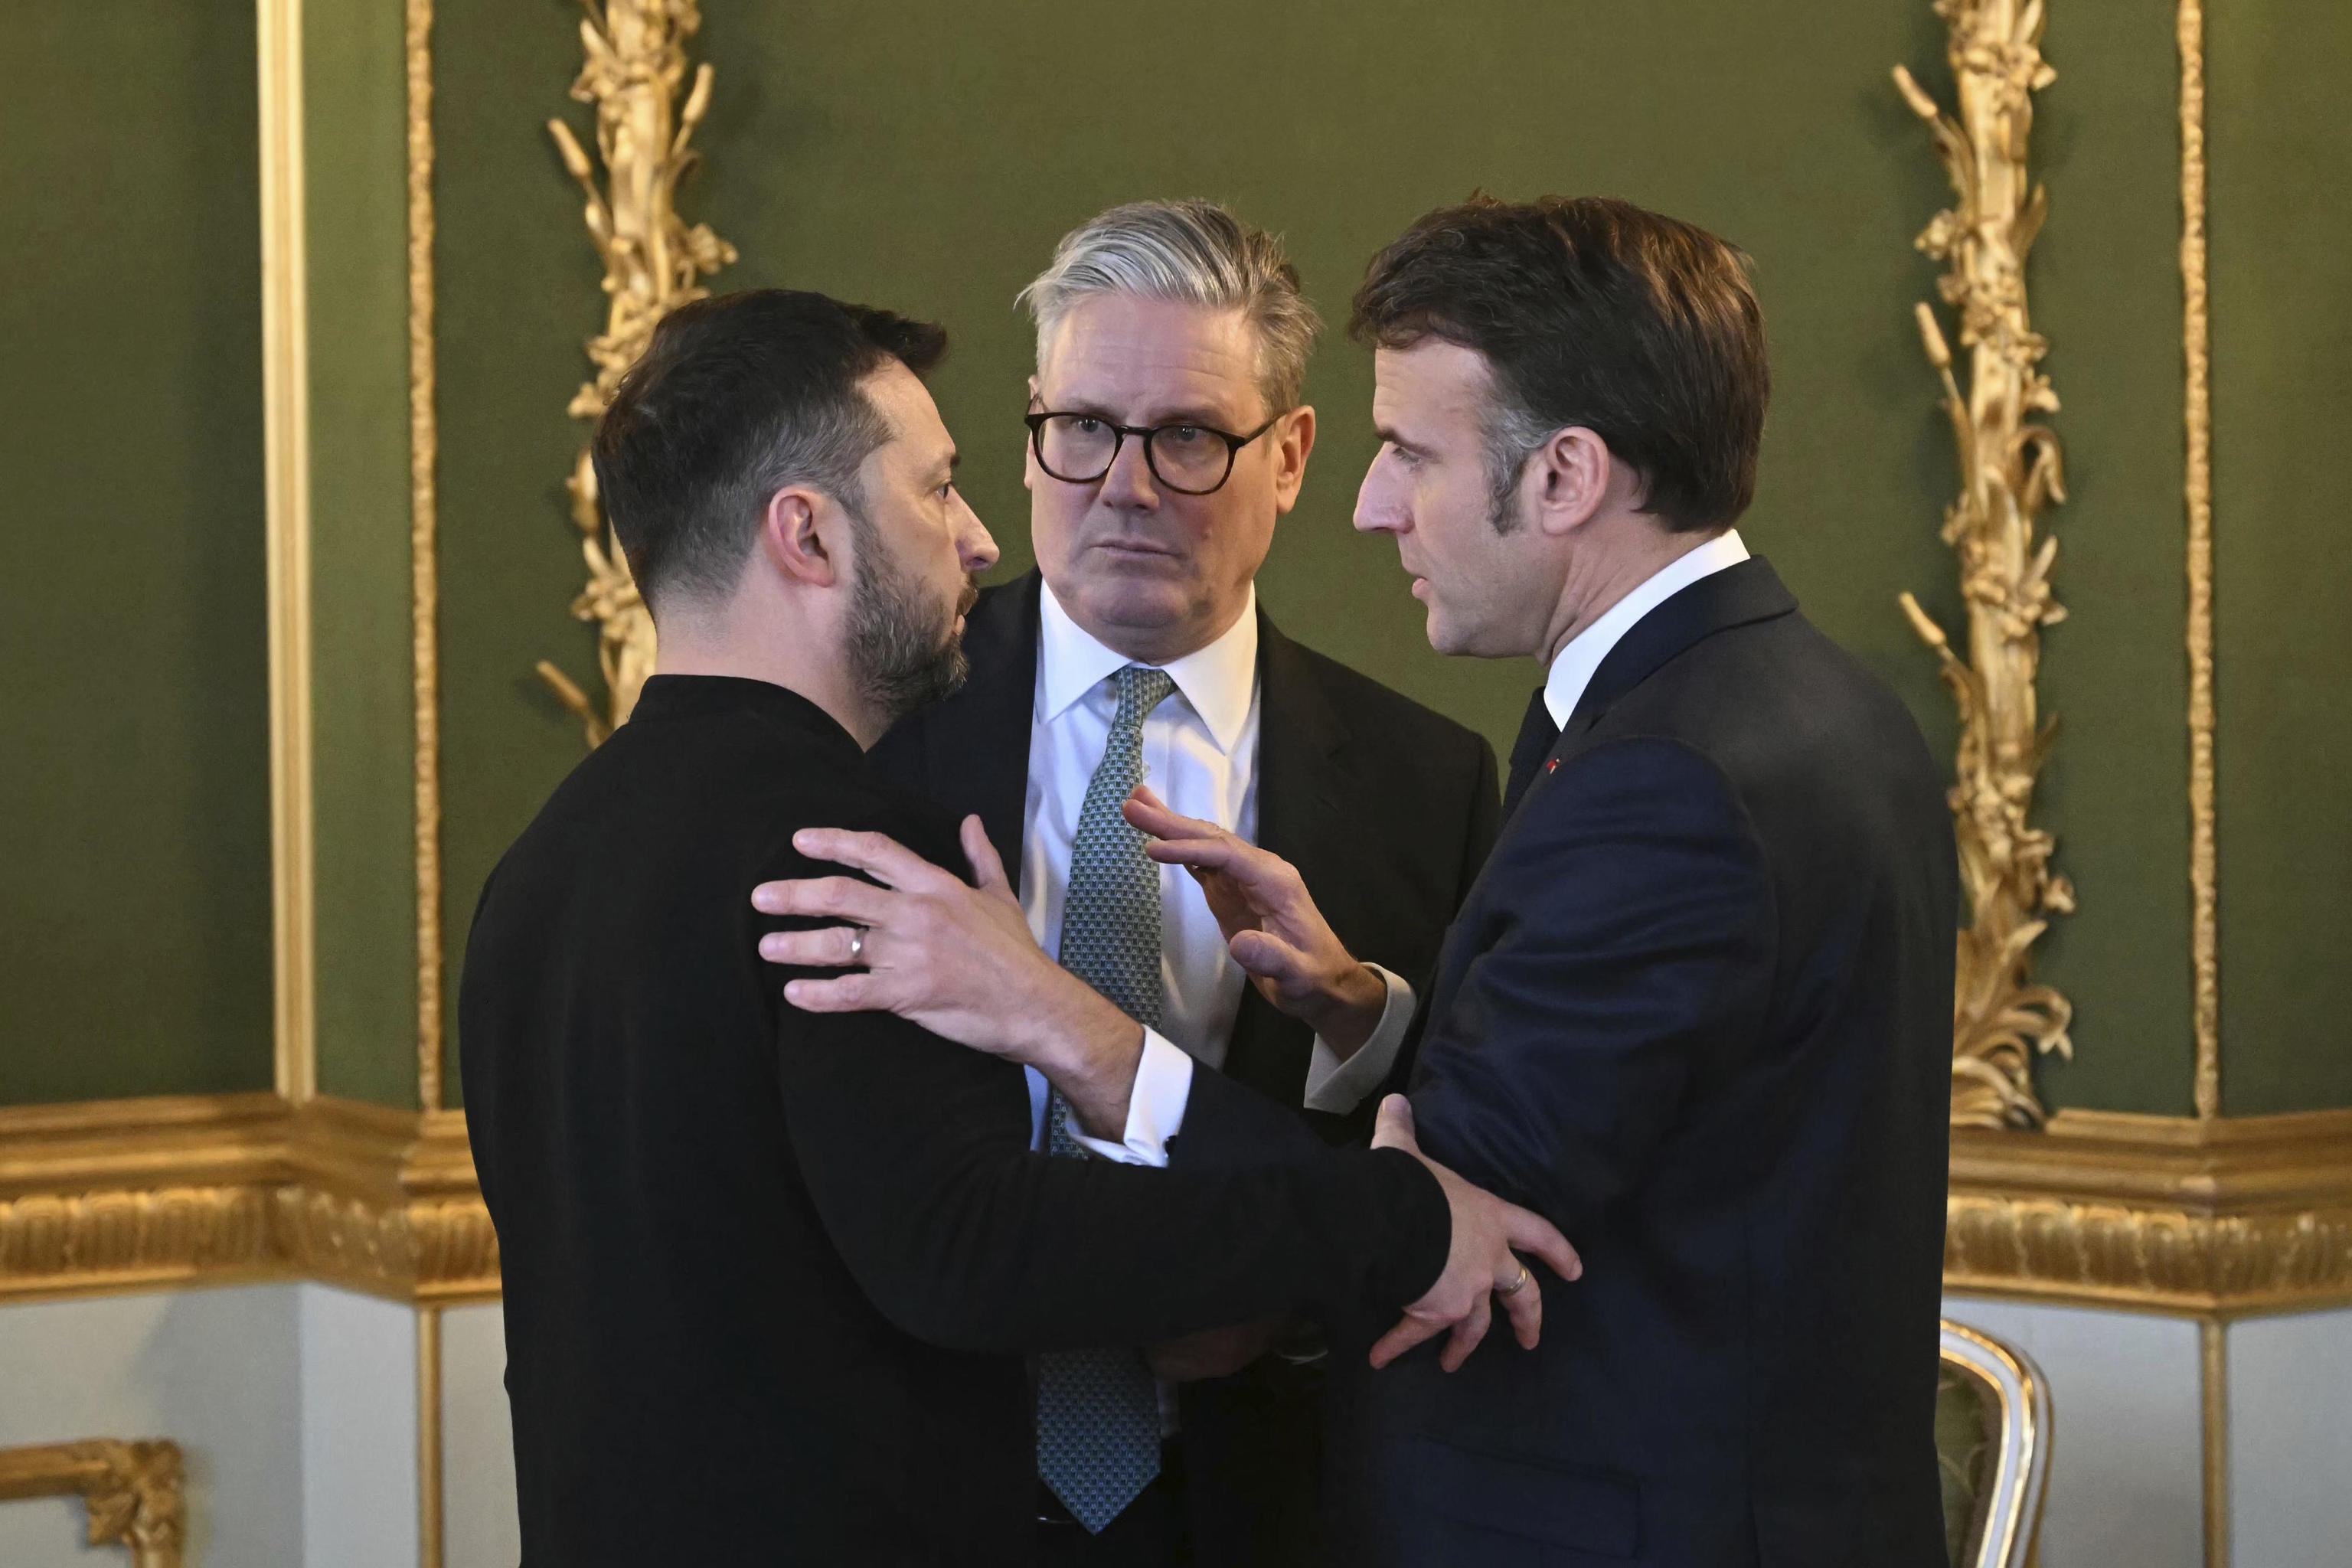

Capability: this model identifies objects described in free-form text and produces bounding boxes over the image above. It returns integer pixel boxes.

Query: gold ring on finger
[1497,1263,1532,1298]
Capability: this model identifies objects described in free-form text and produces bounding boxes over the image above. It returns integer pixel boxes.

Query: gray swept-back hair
[1017,199,1322,413]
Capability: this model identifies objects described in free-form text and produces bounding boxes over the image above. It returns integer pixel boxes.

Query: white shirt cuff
[1068,1027,1194,1168]
[1302,964,1415,1115]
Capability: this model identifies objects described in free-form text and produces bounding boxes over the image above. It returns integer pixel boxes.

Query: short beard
[844,508,973,725]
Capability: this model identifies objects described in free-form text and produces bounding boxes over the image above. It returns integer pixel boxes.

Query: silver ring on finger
[846,929,866,965]
[1497,1262,1532,1298]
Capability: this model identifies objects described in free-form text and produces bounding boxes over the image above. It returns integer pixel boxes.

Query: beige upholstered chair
[1937,1319,2053,1568]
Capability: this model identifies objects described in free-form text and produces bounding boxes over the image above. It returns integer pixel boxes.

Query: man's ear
[1529,426,1612,538]
[1271,404,1317,515]
[759,485,843,588]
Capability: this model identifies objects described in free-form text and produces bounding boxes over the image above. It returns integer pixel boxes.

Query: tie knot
[1112,665,1177,728]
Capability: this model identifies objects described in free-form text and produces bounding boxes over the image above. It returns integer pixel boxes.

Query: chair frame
[1941,1319,2053,1568]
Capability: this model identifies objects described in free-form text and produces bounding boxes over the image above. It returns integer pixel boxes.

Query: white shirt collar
[1543,528,1751,728]
[1037,579,1259,755]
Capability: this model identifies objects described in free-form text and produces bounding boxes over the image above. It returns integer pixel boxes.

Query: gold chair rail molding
[1949,1109,2352,1315]
[5,1095,2350,1316]
[0,1094,495,1305]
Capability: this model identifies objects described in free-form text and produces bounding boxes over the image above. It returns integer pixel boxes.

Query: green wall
[2209,0,2352,1114]
[430,0,616,1103]
[307,0,427,1107]
[0,0,274,1104]
[5,0,2338,1119]
[428,0,2207,1116]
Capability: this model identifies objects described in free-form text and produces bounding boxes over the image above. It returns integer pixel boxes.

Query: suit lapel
[1229,612,1357,1106]
[1476,557,1801,888]
[923,571,1041,885]
[1568,556,1795,733]
[1253,612,1351,871]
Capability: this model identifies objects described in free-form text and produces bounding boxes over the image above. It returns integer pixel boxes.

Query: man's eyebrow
[1374,422,1414,451]
[1037,397,1236,429]
[1153,405,1232,430]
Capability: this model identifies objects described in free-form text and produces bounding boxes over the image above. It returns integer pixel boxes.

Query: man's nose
[956,495,1000,573]
[1096,432,1161,510]
[1354,459,1404,535]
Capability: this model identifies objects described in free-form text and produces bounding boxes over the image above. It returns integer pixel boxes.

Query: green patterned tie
[1037,663,1176,1533]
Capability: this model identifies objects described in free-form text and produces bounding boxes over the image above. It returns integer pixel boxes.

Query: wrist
[1303,962,1388,1058]
[1025,968,1145,1137]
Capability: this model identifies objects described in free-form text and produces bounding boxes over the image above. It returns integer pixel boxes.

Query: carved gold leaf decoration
[0,1439,186,1568]
[536,0,737,746]
[1895,0,2073,1130]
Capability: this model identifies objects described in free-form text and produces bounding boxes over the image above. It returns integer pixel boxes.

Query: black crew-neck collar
[628,674,863,757]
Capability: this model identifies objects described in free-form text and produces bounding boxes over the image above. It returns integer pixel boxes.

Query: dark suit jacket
[1329,558,1958,1568]
[871,571,1501,1565]
[459,675,1452,1567]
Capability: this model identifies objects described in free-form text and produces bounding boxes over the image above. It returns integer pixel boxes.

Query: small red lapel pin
[1544,758,1560,775]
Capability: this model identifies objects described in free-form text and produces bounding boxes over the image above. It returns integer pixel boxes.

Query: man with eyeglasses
[860,201,1503,1568]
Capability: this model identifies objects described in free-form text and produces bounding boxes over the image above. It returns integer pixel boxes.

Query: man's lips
[1090,538,1181,560]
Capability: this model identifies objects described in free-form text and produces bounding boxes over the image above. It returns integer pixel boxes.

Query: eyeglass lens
[1035,415,1233,495]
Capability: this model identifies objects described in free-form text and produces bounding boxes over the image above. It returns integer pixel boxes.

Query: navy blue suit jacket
[1328,557,1958,1568]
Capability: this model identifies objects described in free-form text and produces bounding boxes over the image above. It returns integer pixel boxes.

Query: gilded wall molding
[9,1097,2351,1318]
[0,1097,498,1305]
[407,0,446,1113]
[2177,0,2220,1120]
[1945,1109,2352,1316]
[257,0,318,1105]
[0,1439,186,1568]
[2200,1317,2230,1568]
[418,1305,446,1568]
[1894,0,2073,1131]
[535,0,737,746]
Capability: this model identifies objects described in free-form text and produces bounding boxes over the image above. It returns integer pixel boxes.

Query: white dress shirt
[1029,581,1414,1165]
[1543,530,1751,728]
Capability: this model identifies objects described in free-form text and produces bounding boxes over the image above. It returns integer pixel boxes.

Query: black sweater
[460,674,1450,1566]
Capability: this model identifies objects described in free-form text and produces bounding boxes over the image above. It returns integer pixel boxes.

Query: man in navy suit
[1130,198,1960,1566]
[766,196,1958,1566]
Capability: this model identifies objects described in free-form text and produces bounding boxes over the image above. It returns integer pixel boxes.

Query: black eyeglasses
[1024,410,1281,496]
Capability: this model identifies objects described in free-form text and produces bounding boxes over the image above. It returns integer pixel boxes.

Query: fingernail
[752,889,778,912]
[758,935,782,957]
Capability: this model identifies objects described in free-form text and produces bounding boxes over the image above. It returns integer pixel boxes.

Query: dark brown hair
[1350,195,1768,533]
[593,289,948,612]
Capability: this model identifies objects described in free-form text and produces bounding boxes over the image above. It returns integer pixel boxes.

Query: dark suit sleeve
[1406,737,1774,1237]
[756,850,1451,1357]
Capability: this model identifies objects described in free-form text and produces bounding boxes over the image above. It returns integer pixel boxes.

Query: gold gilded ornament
[1894,0,2074,1129]
[536,0,737,745]
[0,1439,186,1568]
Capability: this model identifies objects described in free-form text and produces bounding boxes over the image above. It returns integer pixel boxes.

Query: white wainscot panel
[0,1285,302,1567]
[440,1302,518,1568]
[298,1284,417,1568]
[2229,1306,2352,1568]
